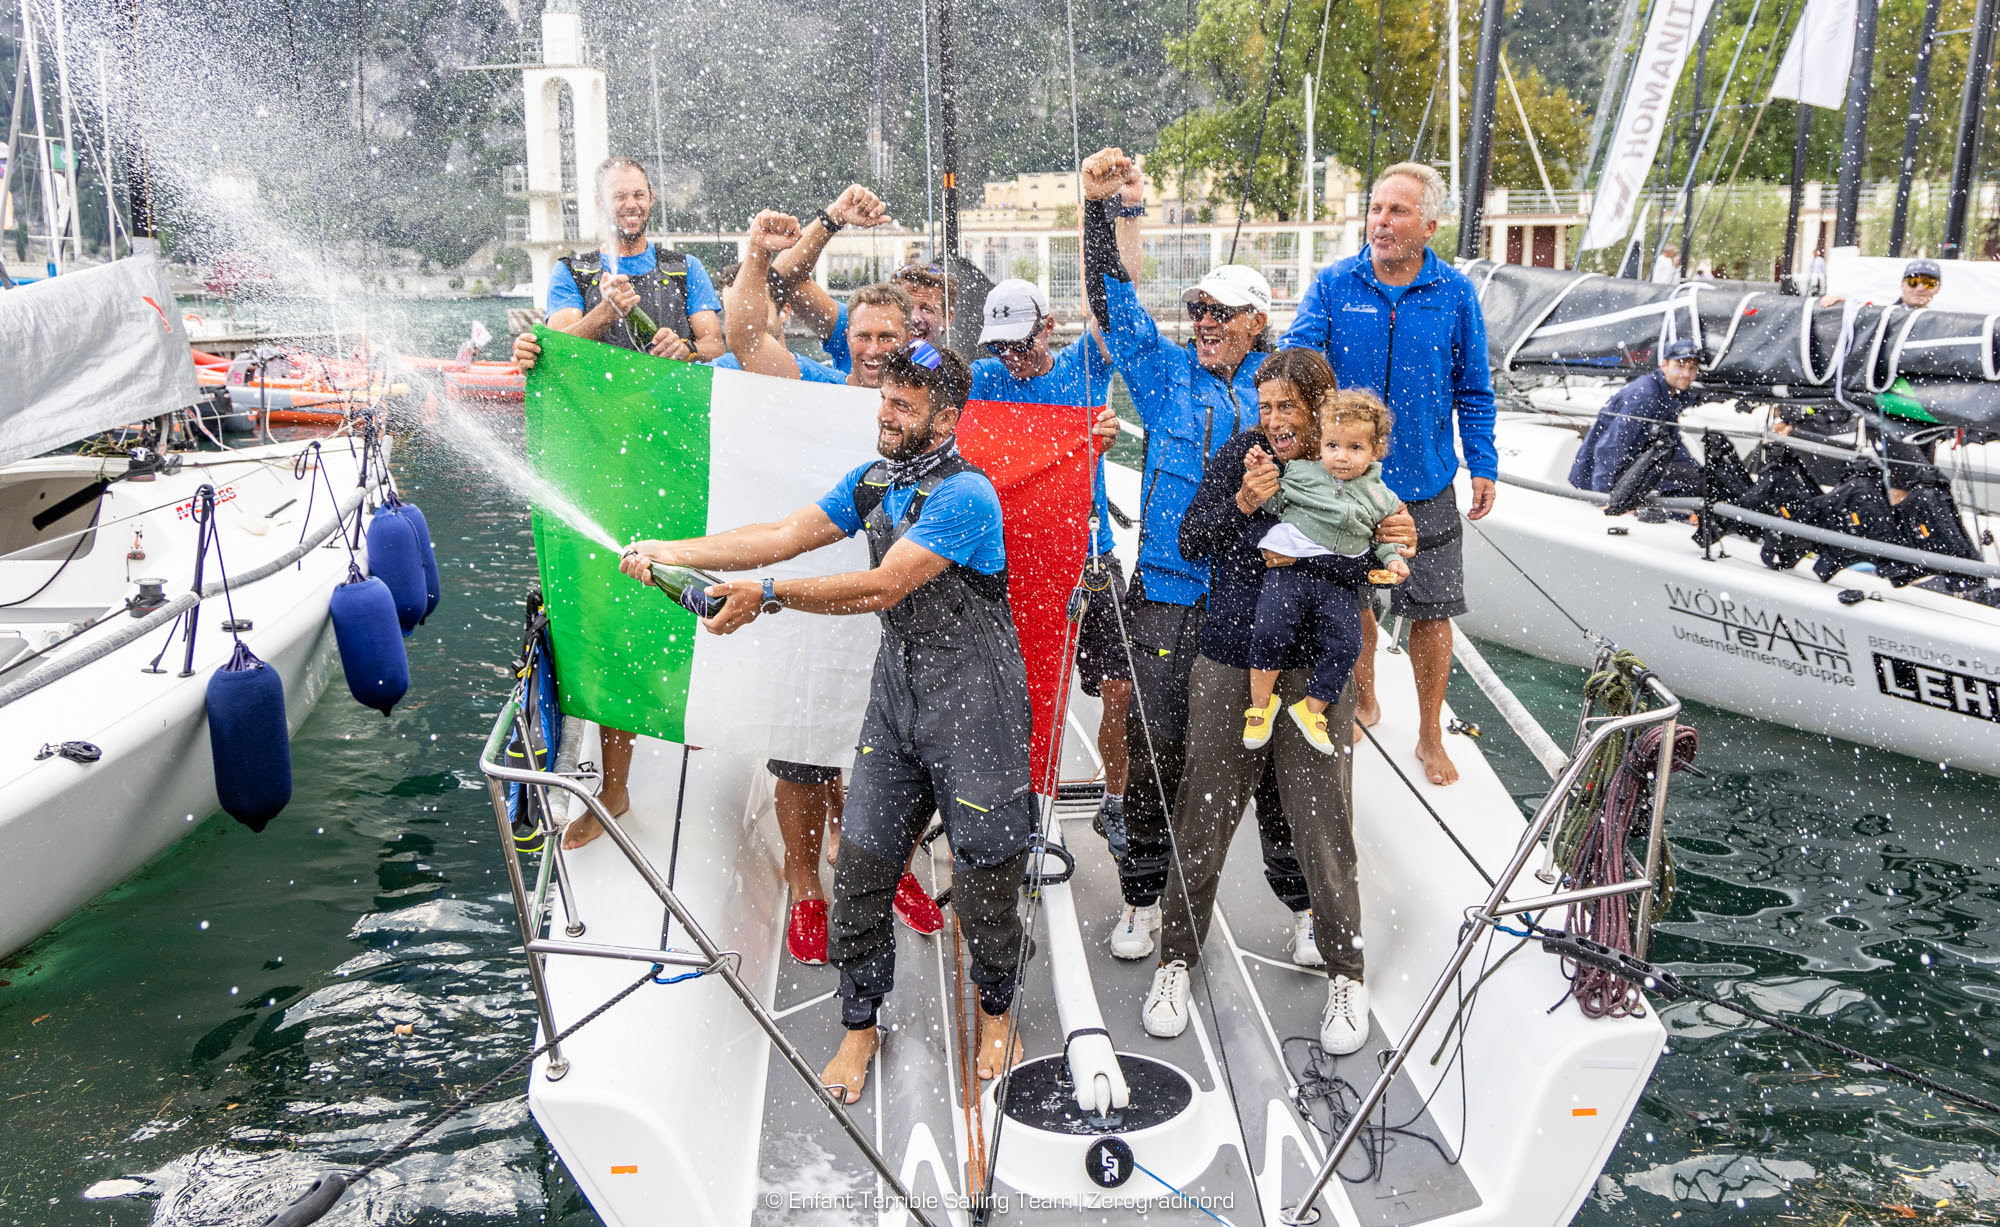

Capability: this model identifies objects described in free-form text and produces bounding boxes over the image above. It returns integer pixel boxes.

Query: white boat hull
[0,437,381,956]
[1460,417,2000,775]
[513,464,1665,1226]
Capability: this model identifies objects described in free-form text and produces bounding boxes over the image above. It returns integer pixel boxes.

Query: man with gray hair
[1281,160,1497,788]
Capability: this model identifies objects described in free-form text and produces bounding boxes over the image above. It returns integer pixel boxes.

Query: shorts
[1387,486,1469,621]
[1074,553,1134,697]
[767,759,843,786]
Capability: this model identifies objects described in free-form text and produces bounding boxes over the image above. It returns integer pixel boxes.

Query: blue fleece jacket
[1099,274,1266,607]
[1282,246,1498,502]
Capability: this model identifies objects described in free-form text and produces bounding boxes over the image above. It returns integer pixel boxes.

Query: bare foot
[1415,737,1460,786]
[974,1008,1025,1083]
[561,813,603,851]
[821,1026,881,1105]
[562,788,629,850]
[1355,697,1382,729]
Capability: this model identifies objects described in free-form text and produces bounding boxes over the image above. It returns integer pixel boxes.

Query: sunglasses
[1185,300,1254,323]
[903,339,944,370]
[986,338,1037,357]
[1905,275,1940,289]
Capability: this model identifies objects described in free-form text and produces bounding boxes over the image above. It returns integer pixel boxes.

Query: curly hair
[1320,388,1395,454]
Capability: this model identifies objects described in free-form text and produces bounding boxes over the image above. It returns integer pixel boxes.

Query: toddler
[1244,389,1408,755]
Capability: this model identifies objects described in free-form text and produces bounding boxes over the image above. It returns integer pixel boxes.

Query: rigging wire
[1228,0,1299,264]
[1687,0,1801,257]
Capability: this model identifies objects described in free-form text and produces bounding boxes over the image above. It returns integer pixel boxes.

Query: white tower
[522,0,609,309]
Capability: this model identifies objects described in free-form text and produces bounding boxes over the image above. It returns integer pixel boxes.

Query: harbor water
[1,309,1997,1224]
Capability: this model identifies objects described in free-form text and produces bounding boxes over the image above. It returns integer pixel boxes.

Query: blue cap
[1662,338,1699,362]
[1904,257,1942,280]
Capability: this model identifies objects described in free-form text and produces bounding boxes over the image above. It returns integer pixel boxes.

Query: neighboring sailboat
[0,257,393,957]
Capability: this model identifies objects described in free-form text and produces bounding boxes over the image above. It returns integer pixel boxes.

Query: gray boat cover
[0,257,200,468]
[1467,260,2000,431]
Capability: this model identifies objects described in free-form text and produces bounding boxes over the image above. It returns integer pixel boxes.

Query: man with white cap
[964,280,1127,820]
[1079,146,1415,967]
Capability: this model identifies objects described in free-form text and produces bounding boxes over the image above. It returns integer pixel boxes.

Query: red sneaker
[787,899,828,965]
[893,873,944,936]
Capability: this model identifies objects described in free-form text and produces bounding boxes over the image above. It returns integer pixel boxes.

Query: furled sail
[1469,260,2000,431]
[0,257,201,468]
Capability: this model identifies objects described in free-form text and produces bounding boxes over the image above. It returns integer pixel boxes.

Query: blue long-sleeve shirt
[1282,246,1498,502]
[1099,274,1266,607]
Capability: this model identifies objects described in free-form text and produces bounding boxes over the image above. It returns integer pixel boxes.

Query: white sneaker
[1292,910,1325,968]
[1108,903,1162,960]
[1143,960,1193,1037]
[1320,975,1370,1056]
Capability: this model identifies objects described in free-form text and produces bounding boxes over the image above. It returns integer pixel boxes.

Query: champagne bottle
[603,248,658,345]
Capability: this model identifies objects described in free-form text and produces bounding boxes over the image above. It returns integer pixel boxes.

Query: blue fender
[395,501,441,620]
[366,506,427,634]
[330,571,409,715]
[206,642,292,831]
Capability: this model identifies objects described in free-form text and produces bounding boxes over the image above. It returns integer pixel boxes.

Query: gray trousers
[830,840,1030,1029]
[1159,654,1365,978]
[1117,586,1310,912]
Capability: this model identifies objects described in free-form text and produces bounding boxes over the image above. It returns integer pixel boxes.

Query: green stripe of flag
[523,326,712,744]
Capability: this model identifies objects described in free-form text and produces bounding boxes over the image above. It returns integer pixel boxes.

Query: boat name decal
[174,485,240,519]
[1662,585,1853,683]
[1873,653,2000,724]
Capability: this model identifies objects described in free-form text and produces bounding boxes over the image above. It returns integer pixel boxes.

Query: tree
[1151,0,1591,221]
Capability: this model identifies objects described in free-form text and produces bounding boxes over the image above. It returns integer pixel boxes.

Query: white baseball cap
[1181,264,1273,314]
[979,279,1051,343]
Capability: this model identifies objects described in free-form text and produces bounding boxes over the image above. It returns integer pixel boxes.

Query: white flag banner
[1581,0,1721,250]
[1769,0,1859,109]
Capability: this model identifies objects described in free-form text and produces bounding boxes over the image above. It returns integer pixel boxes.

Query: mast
[1456,0,1505,259]
[1678,24,1709,276]
[937,0,959,256]
[1832,0,1880,247]
[24,4,63,276]
[3,12,26,233]
[1448,0,1461,207]
[1889,0,1943,256]
[96,46,116,260]
[51,0,81,266]
[122,0,157,252]
[1941,0,1997,258]
[1779,102,1812,291]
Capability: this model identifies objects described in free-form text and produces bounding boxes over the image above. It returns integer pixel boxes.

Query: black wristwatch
[760,577,783,615]
[816,209,845,234]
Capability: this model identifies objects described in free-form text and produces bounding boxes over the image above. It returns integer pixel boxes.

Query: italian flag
[959,397,1099,788]
[522,327,882,766]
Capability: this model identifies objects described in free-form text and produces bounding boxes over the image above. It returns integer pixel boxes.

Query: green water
[2,325,1997,1224]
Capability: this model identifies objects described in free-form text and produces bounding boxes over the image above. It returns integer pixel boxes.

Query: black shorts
[1075,553,1134,697]
[1387,487,1469,621]
[767,759,843,786]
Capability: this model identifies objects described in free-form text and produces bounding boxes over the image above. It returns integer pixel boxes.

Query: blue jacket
[1282,246,1498,502]
[1099,274,1267,607]
[1569,368,1698,493]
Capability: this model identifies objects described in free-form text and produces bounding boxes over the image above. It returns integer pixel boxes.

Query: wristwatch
[816,209,845,234]
[760,577,783,615]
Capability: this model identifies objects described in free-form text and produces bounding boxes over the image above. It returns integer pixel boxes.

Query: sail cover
[0,256,200,468]
[1469,260,2000,431]
[523,328,882,766]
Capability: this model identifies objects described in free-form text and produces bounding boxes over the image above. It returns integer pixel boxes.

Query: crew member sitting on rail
[619,341,1035,1103]
[1568,338,1702,498]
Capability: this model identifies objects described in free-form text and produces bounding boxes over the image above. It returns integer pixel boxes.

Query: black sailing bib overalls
[828,451,1038,1027]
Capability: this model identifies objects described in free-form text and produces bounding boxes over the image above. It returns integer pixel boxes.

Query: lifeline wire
[1529,924,2000,1115]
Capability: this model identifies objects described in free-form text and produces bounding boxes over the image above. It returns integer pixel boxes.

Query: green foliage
[1153,0,1591,220]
